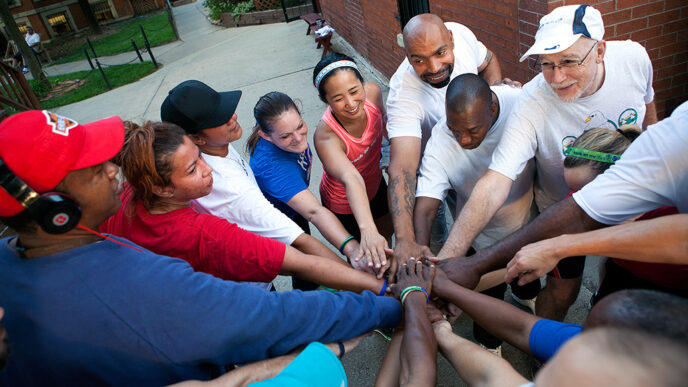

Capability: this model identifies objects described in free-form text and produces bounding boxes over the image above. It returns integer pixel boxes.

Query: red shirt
[612,206,688,290]
[101,184,285,283]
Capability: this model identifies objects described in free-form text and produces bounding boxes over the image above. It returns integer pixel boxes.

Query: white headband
[314,60,359,89]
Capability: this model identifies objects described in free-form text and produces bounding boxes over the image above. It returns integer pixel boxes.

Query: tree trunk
[77,0,102,35]
[0,0,48,87]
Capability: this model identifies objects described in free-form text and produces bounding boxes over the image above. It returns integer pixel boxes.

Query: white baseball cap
[520,4,604,62]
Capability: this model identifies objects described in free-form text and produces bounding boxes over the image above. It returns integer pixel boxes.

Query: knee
[546,276,582,304]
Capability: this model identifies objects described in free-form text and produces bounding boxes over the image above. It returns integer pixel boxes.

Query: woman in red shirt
[101,121,387,295]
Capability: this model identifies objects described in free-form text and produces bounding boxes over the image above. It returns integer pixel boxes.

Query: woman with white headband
[312,53,393,277]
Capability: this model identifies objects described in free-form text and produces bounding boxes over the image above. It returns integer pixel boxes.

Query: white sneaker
[480,343,502,357]
[512,294,536,314]
[22,67,29,74]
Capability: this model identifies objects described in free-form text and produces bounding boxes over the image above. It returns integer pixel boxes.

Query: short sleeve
[198,216,286,282]
[248,342,346,386]
[386,71,426,139]
[447,22,487,69]
[489,99,538,180]
[262,161,309,204]
[528,319,582,363]
[196,161,303,245]
[416,129,451,200]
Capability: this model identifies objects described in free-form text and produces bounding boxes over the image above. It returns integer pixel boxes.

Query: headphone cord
[77,224,146,253]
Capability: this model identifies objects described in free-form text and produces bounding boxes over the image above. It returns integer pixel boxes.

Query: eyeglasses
[534,41,598,73]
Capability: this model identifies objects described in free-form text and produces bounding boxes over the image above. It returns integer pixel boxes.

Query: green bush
[203,0,255,21]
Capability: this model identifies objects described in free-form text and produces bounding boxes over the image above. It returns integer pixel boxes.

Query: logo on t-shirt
[618,108,638,127]
[561,135,577,156]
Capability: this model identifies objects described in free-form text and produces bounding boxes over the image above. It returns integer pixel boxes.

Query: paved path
[53,3,599,385]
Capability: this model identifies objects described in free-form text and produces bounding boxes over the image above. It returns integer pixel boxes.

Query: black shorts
[549,255,586,279]
[324,179,389,241]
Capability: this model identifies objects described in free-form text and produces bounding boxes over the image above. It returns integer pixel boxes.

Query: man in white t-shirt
[12,26,40,73]
[386,13,504,270]
[437,4,658,321]
[414,74,540,353]
[442,101,688,307]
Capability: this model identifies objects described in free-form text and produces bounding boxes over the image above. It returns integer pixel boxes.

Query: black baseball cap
[161,80,242,134]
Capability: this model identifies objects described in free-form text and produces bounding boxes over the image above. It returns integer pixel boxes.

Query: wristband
[400,286,429,305]
[378,277,388,296]
[338,235,355,254]
[337,341,345,359]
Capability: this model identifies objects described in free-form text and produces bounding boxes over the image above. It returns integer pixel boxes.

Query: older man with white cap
[436,4,657,321]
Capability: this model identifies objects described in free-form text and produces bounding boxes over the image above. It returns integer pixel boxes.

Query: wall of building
[319,0,687,117]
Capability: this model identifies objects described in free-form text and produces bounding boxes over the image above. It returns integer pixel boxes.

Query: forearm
[309,206,356,249]
[474,197,603,275]
[291,233,346,265]
[438,172,509,259]
[554,214,688,264]
[388,163,418,241]
[434,279,537,354]
[400,294,437,387]
[283,248,384,293]
[344,174,379,233]
[413,197,440,246]
[435,327,526,387]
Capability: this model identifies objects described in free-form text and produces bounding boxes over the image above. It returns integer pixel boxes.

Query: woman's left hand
[356,228,392,278]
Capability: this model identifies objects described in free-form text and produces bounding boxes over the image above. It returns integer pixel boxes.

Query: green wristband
[338,235,355,254]
[400,286,428,305]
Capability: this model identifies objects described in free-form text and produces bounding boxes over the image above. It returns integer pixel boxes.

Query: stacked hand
[354,229,394,278]
[391,257,436,301]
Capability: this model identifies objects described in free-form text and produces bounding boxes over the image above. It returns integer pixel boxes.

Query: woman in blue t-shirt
[248,92,388,280]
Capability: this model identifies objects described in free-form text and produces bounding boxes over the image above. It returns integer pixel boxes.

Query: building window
[91,1,115,21]
[47,12,73,36]
[17,23,28,34]
[397,0,429,29]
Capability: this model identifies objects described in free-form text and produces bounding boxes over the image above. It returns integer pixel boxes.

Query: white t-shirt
[386,22,487,153]
[490,40,654,211]
[192,145,304,245]
[25,32,40,46]
[416,86,534,249]
[573,101,688,224]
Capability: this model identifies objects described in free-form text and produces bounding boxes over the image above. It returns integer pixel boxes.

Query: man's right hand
[436,256,481,290]
[389,238,435,281]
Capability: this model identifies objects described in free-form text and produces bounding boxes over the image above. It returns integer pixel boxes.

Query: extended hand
[437,256,481,290]
[390,238,436,282]
[390,257,436,300]
[505,237,561,286]
[356,229,392,278]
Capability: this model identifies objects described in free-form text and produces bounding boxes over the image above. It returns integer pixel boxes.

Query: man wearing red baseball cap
[0,111,400,385]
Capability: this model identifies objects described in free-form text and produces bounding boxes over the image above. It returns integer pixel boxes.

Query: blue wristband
[378,277,388,296]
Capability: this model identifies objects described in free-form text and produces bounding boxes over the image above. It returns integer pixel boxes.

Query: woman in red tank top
[313,53,394,278]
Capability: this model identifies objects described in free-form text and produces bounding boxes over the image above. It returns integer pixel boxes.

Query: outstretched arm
[414,196,441,247]
[432,268,540,355]
[440,196,603,289]
[287,189,369,272]
[433,320,527,387]
[388,136,434,275]
[506,213,688,285]
[290,233,345,264]
[282,245,386,294]
[437,170,513,259]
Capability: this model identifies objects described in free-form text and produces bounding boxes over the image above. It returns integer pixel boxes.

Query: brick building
[1,0,165,43]
[319,0,687,118]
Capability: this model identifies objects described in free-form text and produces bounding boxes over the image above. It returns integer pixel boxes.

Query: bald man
[386,14,503,270]
[414,74,538,354]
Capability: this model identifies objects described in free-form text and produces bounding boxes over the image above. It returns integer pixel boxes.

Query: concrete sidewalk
[54,3,599,385]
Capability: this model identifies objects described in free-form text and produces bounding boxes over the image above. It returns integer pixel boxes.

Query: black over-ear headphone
[0,158,81,234]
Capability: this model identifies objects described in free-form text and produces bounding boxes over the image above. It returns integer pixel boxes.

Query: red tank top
[319,99,384,214]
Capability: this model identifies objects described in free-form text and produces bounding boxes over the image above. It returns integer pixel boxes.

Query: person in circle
[312,53,394,276]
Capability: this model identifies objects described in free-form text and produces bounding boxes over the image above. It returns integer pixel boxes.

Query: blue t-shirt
[249,342,347,386]
[528,319,582,363]
[250,137,312,219]
[0,235,400,385]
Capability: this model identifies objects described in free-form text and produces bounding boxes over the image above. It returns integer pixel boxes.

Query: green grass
[51,12,176,65]
[31,62,157,109]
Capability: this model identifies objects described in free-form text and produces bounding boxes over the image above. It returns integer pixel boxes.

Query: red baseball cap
[0,110,124,217]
